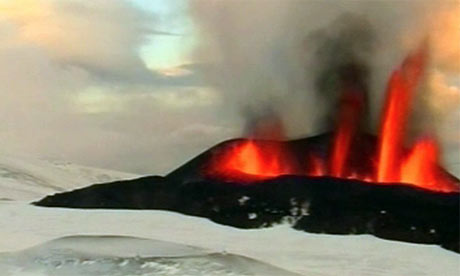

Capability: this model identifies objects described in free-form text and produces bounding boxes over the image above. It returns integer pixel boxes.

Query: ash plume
[191,1,457,130]
[308,14,374,130]
[242,105,286,140]
[190,0,460,173]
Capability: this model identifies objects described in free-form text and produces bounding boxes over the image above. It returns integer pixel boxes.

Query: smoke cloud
[0,0,458,177]
[190,0,460,173]
[308,14,374,129]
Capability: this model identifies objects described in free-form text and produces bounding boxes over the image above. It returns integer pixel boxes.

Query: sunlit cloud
[0,0,231,175]
[74,87,126,114]
[150,87,221,108]
[156,66,193,77]
[0,1,148,72]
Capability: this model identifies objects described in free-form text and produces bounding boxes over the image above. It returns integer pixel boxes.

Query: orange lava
[377,46,426,183]
[330,88,365,177]
[206,45,459,193]
[400,138,458,192]
[209,140,294,180]
[308,153,326,177]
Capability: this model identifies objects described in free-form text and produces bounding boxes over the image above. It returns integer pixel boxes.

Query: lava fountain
[376,45,427,183]
[206,45,459,193]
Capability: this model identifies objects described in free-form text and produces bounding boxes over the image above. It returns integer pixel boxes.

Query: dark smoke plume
[309,14,375,130]
[240,14,376,139]
[190,1,460,176]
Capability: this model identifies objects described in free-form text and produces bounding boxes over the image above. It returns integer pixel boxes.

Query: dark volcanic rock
[34,133,460,253]
[35,175,460,253]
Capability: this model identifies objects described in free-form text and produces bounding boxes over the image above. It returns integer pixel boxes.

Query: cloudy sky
[0,0,458,176]
[0,0,235,174]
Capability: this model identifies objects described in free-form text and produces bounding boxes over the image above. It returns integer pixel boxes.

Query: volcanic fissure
[205,45,460,193]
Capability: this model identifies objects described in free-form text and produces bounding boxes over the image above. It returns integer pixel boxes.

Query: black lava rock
[33,133,460,253]
[34,175,459,253]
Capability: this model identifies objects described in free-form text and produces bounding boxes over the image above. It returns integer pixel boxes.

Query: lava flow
[206,46,460,193]
[208,140,296,182]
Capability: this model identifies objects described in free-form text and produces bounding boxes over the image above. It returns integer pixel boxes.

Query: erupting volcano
[34,44,460,253]
[206,45,460,193]
[32,6,460,256]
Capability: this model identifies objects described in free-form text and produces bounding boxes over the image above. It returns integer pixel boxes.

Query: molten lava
[206,45,460,193]
[329,64,367,178]
[308,153,326,177]
[330,87,366,177]
[401,139,439,187]
[208,140,295,181]
[400,138,457,192]
[377,46,427,183]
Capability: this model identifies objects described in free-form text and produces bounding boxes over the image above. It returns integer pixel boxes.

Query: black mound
[34,133,460,253]
[35,175,459,253]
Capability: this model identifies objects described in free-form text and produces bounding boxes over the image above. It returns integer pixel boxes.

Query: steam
[242,105,285,139]
[190,0,459,135]
[190,0,460,173]
[308,14,374,129]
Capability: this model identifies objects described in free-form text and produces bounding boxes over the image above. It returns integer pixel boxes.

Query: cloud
[190,0,460,172]
[190,0,459,126]
[0,0,202,84]
[0,0,151,77]
[0,0,457,177]
[0,0,232,175]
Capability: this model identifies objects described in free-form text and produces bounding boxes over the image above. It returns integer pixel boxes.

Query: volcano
[34,132,460,253]
[34,45,459,253]
[176,44,459,194]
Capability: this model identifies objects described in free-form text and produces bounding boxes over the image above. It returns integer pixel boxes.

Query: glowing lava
[377,46,426,183]
[206,45,459,193]
[400,138,457,192]
[330,87,366,178]
[208,140,295,181]
[308,153,326,177]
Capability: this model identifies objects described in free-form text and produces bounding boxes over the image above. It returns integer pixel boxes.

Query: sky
[0,0,458,176]
[0,0,236,174]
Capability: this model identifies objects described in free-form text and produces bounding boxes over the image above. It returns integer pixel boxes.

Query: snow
[0,201,458,276]
[238,196,250,205]
[248,213,257,220]
[0,235,298,276]
[0,154,137,201]
[0,154,458,275]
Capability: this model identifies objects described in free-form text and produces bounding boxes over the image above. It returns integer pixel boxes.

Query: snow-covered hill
[0,155,457,275]
[0,154,137,201]
[0,235,300,276]
[0,201,458,276]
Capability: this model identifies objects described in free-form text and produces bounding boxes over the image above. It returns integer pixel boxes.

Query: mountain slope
[0,154,457,275]
[0,154,137,201]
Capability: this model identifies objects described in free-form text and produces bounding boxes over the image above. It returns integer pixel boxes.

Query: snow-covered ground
[0,155,458,275]
[0,154,137,201]
[1,201,458,276]
[0,235,299,276]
